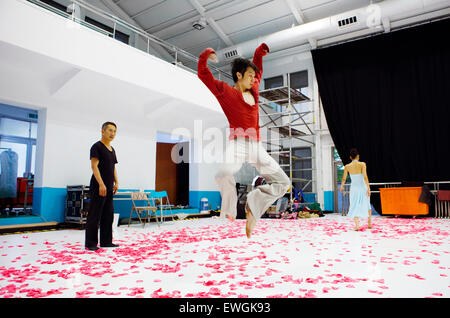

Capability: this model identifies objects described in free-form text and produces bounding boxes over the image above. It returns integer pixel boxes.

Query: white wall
[0,0,228,192]
[0,0,224,116]
[37,101,157,190]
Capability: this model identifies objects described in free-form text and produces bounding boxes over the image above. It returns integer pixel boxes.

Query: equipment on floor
[200,197,209,213]
[65,185,90,226]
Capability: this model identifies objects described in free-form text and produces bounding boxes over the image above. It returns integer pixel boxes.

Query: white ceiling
[139,0,373,54]
[50,0,379,56]
[41,0,450,68]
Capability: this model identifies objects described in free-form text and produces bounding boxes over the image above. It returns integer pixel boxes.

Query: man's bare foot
[245,203,256,239]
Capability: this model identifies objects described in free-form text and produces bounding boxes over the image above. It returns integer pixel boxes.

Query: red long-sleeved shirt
[197,43,269,141]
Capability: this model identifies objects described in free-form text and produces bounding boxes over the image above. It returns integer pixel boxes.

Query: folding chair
[128,191,159,227]
[150,191,174,222]
[437,190,450,219]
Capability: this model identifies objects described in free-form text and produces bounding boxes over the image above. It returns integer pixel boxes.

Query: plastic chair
[129,191,159,227]
[150,191,174,222]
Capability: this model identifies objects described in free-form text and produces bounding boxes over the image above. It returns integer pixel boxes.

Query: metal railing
[340,181,450,218]
[26,0,233,81]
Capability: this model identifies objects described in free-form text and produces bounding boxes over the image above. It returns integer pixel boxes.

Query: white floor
[0,214,449,298]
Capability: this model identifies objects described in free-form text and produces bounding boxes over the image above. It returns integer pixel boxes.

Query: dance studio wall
[32,103,158,223]
[312,18,450,187]
[188,135,223,211]
[0,0,228,222]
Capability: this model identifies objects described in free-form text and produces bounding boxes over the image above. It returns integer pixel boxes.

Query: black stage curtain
[312,18,450,185]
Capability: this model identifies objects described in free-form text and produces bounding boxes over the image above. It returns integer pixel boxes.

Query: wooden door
[155,142,177,205]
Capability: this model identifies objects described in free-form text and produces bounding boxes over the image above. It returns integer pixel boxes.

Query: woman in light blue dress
[340,149,372,231]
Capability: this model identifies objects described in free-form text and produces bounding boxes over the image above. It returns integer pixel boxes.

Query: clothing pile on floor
[265,202,324,219]
[280,206,323,219]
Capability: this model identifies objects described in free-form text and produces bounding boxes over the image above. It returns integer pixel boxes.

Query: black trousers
[85,190,114,248]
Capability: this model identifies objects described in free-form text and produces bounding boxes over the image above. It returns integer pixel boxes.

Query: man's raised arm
[197,48,225,96]
[252,43,270,81]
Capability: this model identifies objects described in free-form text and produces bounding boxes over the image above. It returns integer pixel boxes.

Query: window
[293,147,313,192]
[281,147,313,192]
[38,1,130,44]
[31,145,36,176]
[85,16,130,44]
[264,75,283,89]
[0,142,27,178]
[0,118,30,138]
[289,70,308,90]
[31,123,38,139]
[0,115,37,178]
[39,0,67,12]
[334,148,345,183]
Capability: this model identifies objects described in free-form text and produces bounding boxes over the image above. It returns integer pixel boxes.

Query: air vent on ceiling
[224,48,240,60]
[338,15,358,28]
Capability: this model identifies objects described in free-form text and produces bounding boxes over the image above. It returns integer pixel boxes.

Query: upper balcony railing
[26,0,233,81]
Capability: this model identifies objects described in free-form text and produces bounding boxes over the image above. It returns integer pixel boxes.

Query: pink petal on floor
[407,274,426,280]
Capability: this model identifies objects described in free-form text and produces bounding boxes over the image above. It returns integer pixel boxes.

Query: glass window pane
[264,76,283,89]
[0,118,30,137]
[0,141,27,178]
[290,70,308,89]
[40,0,67,11]
[31,145,36,176]
[294,148,311,158]
[291,147,313,192]
[31,123,37,139]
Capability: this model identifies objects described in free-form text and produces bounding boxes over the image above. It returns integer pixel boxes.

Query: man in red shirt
[198,43,290,238]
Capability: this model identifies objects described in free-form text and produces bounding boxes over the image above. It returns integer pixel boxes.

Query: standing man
[85,122,120,251]
[198,43,291,238]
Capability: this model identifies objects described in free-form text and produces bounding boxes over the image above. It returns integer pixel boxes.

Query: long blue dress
[347,173,371,218]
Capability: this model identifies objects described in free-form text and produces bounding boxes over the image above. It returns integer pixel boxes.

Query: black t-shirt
[89,141,118,192]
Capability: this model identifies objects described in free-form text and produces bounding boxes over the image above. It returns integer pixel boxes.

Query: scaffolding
[259,74,314,203]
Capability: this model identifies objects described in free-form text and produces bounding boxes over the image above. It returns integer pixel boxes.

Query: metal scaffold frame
[259,73,315,203]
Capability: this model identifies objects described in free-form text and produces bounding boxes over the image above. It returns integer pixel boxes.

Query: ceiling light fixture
[193,17,207,30]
